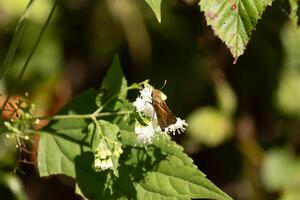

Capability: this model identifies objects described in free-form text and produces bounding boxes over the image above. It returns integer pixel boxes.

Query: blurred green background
[1,0,300,199]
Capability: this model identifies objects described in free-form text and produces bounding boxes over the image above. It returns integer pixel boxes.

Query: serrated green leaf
[153,135,199,171]
[38,89,99,177]
[122,137,231,199]
[134,155,231,200]
[200,0,273,60]
[101,55,128,100]
[145,0,162,22]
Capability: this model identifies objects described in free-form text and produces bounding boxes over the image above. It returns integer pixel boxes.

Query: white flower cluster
[133,84,187,144]
[93,142,113,171]
[93,140,123,172]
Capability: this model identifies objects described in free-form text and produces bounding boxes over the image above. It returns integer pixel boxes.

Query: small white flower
[133,97,154,117]
[135,122,157,144]
[164,118,188,134]
[140,84,153,102]
[94,156,114,171]
[133,85,154,118]
[102,157,113,170]
[93,140,115,171]
[94,157,102,169]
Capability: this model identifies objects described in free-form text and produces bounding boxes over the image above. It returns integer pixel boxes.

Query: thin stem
[34,110,133,121]
[1,0,58,114]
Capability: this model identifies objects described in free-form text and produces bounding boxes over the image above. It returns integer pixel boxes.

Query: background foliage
[1,0,300,199]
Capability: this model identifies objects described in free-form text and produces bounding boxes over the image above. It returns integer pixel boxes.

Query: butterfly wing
[152,89,177,129]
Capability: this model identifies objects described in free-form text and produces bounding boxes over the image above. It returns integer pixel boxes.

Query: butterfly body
[151,89,177,129]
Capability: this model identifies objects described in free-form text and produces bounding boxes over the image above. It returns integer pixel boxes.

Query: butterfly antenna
[159,80,167,90]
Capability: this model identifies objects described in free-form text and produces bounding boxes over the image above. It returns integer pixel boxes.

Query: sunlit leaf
[124,139,232,200]
[38,89,99,177]
[136,156,231,200]
[144,0,162,22]
[199,0,273,60]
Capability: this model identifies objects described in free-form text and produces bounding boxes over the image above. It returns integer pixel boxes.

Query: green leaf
[114,101,137,146]
[199,0,273,61]
[75,152,136,200]
[153,135,199,170]
[95,92,104,108]
[145,0,162,23]
[101,55,128,100]
[121,136,231,200]
[123,145,231,200]
[38,89,99,177]
[134,155,231,200]
[89,123,100,152]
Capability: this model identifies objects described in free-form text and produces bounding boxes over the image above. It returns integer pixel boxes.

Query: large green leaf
[200,0,273,60]
[134,155,231,200]
[38,89,99,177]
[145,0,162,22]
[123,144,231,200]
[74,152,136,200]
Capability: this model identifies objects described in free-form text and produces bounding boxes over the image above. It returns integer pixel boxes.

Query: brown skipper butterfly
[151,88,177,130]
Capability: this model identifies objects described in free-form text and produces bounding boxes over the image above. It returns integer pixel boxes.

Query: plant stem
[35,110,133,121]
